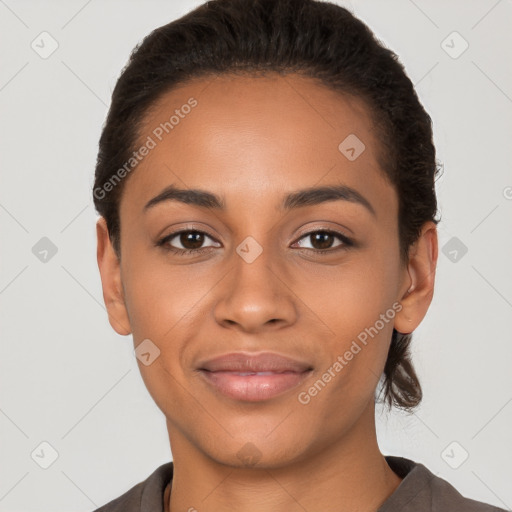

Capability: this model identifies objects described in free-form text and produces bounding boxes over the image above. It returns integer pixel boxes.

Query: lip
[198,352,312,373]
[197,352,313,402]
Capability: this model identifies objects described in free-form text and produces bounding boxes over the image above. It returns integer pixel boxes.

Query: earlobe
[394,221,438,335]
[96,217,132,336]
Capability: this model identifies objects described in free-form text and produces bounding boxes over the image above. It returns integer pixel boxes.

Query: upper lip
[198,352,313,373]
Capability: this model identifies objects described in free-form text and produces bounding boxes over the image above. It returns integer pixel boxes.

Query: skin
[96,73,438,512]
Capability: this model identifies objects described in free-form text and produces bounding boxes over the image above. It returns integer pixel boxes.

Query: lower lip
[199,370,311,402]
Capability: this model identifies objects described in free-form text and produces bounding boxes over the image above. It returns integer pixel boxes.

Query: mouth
[197,352,313,402]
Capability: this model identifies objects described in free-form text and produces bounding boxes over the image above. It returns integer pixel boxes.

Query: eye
[292,230,353,252]
[157,230,221,255]
[156,228,354,257]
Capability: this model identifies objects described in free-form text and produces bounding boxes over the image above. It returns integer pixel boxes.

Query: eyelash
[155,229,354,256]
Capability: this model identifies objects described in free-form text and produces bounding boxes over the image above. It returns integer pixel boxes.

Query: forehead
[120,73,396,221]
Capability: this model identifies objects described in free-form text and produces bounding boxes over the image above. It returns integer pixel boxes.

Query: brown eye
[178,231,206,250]
[309,232,336,250]
[158,230,221,254]
[294,230,352,251]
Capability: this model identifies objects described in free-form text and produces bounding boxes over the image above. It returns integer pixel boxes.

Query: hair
[93,0,442,412]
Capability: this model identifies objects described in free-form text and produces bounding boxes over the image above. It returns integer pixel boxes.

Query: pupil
[177,232,334,251]
[181,231,204,249]
[312,232,333,249]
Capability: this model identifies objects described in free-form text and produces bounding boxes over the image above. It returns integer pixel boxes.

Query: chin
[199,428,312,470]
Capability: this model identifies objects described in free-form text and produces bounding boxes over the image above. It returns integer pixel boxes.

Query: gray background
[0,0,511,510]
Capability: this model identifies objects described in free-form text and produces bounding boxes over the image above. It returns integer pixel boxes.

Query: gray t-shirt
[93,455,507,511]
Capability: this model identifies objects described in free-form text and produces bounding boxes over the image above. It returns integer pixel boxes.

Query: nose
[213,241,298,333]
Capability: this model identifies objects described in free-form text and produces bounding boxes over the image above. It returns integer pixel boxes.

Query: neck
[166,401,402,512]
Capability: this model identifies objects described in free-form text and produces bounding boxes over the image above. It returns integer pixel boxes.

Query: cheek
[302,250,399,336]
[304,247,400,381]
[297,274,398,422]
[121,247,212,341]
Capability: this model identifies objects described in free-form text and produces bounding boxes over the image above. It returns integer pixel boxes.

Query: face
[97,73,436,469]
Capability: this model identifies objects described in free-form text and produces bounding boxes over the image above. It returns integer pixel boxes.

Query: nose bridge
[213,233,297,331]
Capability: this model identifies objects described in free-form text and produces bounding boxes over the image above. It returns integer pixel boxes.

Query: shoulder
[382,456,507,512]
[91,462,174,512]
[92,480,145,512]
[428,468,507,512]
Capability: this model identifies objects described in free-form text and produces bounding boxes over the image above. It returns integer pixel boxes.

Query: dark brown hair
[93,0,442,412]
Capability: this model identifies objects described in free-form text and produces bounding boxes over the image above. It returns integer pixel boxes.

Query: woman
[92,0,505,510]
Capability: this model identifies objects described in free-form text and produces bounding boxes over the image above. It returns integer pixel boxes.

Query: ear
[394,221,438,335]
[96,217,131,336]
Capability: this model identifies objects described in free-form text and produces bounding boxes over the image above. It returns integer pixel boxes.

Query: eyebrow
[143,183,376,217]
